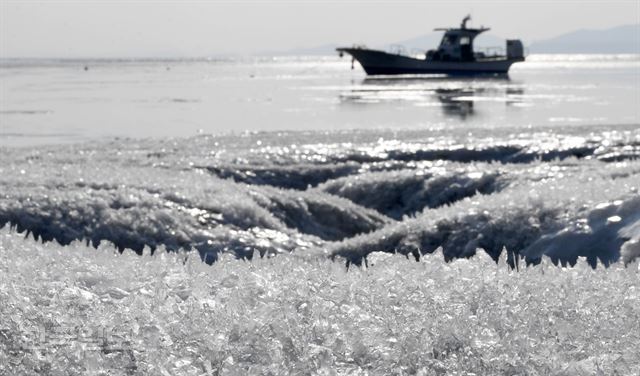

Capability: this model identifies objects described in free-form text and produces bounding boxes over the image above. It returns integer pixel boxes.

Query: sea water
[1,54,639,145]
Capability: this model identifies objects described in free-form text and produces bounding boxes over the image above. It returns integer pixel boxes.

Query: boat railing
[475,46,506,58]
[410,48,427,59]
[386,44,407,56]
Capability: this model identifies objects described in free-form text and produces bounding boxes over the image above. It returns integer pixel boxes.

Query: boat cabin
[427,15,489,62]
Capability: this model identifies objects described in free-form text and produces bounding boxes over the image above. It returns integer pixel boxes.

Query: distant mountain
[530,24,640,54]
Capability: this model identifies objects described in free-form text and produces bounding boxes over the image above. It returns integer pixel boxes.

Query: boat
[337,16,524,76]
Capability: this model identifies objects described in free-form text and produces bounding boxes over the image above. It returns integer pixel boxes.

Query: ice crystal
[1,229,638,375]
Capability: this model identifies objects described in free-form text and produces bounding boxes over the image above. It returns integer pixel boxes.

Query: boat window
[460,36,470,45]
[442,35,457,46]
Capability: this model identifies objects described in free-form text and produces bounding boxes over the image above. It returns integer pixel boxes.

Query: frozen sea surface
[1,126,639,266]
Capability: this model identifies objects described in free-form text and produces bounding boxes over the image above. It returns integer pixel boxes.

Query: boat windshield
[441,35,457,46]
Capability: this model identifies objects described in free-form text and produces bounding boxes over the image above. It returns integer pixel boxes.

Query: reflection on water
[435,88,475,119]
[339,76,526,120]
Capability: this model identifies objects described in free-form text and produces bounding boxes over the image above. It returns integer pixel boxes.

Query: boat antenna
[461,14,471,29]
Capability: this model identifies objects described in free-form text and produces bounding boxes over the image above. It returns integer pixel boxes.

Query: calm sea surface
[1,54,638,146]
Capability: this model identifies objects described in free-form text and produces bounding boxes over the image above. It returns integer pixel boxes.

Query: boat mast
[461,15,471,29]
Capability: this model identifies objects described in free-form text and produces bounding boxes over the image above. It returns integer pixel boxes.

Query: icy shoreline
[1,128,639,266]
[2,127,640,374]
[1,228,639,374]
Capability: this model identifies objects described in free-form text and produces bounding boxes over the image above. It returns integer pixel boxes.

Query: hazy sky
[1,0,638,58]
